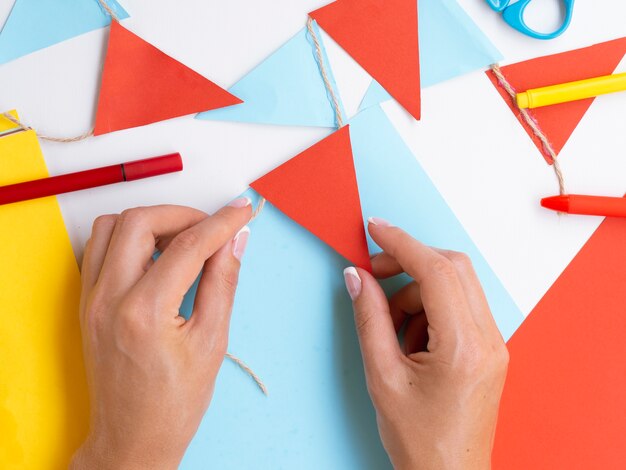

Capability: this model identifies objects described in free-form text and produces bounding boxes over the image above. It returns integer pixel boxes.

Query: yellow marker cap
[516,92,530,109]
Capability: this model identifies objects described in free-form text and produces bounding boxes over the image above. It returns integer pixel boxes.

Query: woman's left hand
[71,200,252,470]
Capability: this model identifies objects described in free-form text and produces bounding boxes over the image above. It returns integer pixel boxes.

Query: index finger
[367,220,475,338]
[136,200,252,311]
[97,205,209,294]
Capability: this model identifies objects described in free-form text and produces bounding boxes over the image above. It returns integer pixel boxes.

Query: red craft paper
[493,213,626,468]
[251,126,371,271]
[487,37,626,164]
[310,0,421,121]
[94,21,242,135]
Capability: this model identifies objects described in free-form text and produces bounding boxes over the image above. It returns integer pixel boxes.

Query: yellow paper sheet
[0,112,88,468]
[0,109,19,135]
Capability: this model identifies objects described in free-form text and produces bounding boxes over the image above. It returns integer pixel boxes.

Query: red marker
[541,194,626,217]
[0,153,182,206]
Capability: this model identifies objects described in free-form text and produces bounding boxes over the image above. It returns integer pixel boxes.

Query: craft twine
[97,0,119,21]
[235,20,343,392]
[0,0,118,142]
[4,0,119,144]
[225,353,268,395]
[306,17,345,128]
[490,64,566,195]
[250,19,344,221]
[2,112,94,143]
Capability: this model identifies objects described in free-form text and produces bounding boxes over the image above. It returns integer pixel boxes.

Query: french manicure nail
[343,267,362,301]
[228,197,252,208]
[368,217,393,227]
[232,226,250,261]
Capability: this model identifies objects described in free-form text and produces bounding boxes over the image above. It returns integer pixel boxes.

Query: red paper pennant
[94,21,242,135]
[493,212,626,468]
[310,0,420,120]
[487,38,626,164]
[251,126,371,271]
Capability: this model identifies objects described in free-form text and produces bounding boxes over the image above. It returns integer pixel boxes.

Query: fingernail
[232,226,250,261]
[228,197,252,208]
[368,217,393,227]
[343,267,362,301]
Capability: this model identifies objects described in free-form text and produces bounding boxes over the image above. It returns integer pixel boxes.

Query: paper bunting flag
[94,21,241,135]
[487,37,626,164]
[179,105,522,469]
[493,212,626,469]
[360,0,502,111]
[251,126,371,271]
[310,0,421,120]
[0,0,128,65]
[197,22,343,128]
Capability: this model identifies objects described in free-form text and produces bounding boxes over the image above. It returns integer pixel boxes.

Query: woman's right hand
[343,218,509,470]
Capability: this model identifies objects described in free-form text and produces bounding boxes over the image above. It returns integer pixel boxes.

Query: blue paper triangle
[0,0,129,66]
[359,0,502,111]
[178,106,522,469]
[196,21,344,128]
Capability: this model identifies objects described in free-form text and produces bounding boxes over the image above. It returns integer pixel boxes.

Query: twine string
[0,1,116,143]
[250,196,266,221]
[225,353,268,395]
[306,17,345,128]
[251,19,345,220]
[490,64,566,195]
[97,0,119,22]
[2,112,94,143]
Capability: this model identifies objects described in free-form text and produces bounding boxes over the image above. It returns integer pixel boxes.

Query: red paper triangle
[493,211,626,468]
[94,21,242,135]
[251,126,371,271]
[487,38,626,164]
[310,0,420,120]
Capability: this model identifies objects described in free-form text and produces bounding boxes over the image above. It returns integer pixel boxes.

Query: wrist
[391,445,490,470]
[70,434,183,470]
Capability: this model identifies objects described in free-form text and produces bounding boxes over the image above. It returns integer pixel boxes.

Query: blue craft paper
[179,106,522,469]
[196,21,344,128]
[359,0,503,110]
[0,0,129,65]
[350,106,522,340]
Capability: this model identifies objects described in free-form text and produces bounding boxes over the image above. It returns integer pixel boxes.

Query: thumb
[344,267,402,378]
[190,226,249,356]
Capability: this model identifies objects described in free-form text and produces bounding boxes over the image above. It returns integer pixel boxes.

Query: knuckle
[354,311,376,338]
[446,251,473,272]
[429,257,457,279]
[118,207,148,230]
[115,298,152,340]
[454,337,509,379]
[217,268,239,295]
[92,214,118,234]
[171,229,202,253]
[83,292,110,335]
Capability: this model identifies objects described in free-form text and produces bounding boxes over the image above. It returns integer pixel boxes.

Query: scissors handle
[485,0,510,12]
[503,0,575,40]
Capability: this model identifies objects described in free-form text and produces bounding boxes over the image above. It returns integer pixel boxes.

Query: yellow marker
[516,72,626,109]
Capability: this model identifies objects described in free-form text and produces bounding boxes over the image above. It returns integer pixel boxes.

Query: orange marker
[541,194,626,217]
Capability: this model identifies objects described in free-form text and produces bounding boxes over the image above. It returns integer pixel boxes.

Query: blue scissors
[486,0,575,40]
